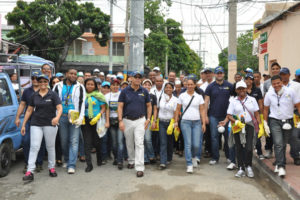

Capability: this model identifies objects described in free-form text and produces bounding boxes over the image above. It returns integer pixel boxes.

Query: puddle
[115,184,227,200]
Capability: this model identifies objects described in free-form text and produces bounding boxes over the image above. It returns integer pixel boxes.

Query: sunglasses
[134,76,142,79]
[31,77,38,80]
[38,80,48,83]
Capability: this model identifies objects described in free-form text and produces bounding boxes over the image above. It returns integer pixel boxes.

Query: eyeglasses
[38,80,48,83]
[134,76,142,79]
[43,68,51,71]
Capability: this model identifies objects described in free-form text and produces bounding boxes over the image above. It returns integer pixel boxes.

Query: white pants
[28,126,58,172]
[123,118,145,171]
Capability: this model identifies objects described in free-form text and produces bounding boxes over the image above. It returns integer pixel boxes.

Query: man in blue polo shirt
[205,66,234,165]
[118,71,152,178]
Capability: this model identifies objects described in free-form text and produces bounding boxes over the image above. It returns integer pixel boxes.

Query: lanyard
[277,94,282,107]
[238,97,248,112]
[64,85,73,105]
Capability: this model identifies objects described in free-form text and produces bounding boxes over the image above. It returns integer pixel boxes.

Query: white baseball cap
[99,72,105,76]
[235,81,247,89]
[93,68,100,73]
[175,80,181,85]
[153,67,160,71]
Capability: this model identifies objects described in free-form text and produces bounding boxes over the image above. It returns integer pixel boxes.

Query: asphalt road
[0,152,291,200]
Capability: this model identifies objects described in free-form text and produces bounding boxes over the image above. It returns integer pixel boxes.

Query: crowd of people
[13,63,300,182]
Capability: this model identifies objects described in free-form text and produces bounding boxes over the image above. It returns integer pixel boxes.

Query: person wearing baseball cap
[55,72,64,81]
[101,81,111,95]
[120,81,129,90]
[153,67,161,76]
[294,69,300,83]
[220,80,260,178]
[99,72,105,82]
[244,68,253,74]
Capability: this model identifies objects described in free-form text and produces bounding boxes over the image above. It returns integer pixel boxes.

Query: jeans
[79,130,85,157]
[81,117,102,166]
[159,121,174,165]
[180,120,202,166]
[290,128,300,159]
[204,124,211,153]
[256,138,263,156]
[58,116,80,169]
[101,132,108,160]
[55,129,62,161]
[144,126,155,162]
[109,125,124,163]
[209,116,229,161]
[152,131,160,157]
[27,126,57,172]
[233,124,254,169]
[265,118,273,151]
[270,118,292,167]
[23,120,45,165]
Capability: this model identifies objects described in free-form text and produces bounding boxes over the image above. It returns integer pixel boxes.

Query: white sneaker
[264,150,272,159]
[274,165,279,173]
[235,168,245,178]
[227,158,231,164]
[278,167,286,177]
[67,168,75,174]
[192,158,198,168]
[246,166,254,178]
[226,163,236,170]
[62,163,67,168]
[258,155,265,160]
[196,158,201,165]
[209,160,217,165]
[186,165,193,174]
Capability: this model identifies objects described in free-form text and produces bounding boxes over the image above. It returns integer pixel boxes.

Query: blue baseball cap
[117,74,124,80]
[55,72,64,77]
[37,74,49,81]
[214,66,224,74]
[31,71,41,77]
[244,67,253,73]
[279,67,290,75]
[132,71,143,77]
[245,73,254,79]
[296,69,300,76]
[101,81,111,87]
[187,74,197,81]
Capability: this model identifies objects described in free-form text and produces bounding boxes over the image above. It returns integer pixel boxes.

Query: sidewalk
[253,144,300,200]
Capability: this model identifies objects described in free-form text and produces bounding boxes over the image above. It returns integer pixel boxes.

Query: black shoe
[127,164,134,169]
[23,164,28,174]
[35,164,43,173]
[23,172,34,182]
[144,161,150,165]
[56,160,63,167]
[97,161,102,166]
[118,163,123,170]
[49,168,57,177]
[136,171,144,177]
[204,151,212,158]
[85,165,93,173]
[113,160,117,165]
[150,158,156,164]
[294,158,300,166]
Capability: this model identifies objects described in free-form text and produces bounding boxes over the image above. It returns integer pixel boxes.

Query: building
[256,2,300,77]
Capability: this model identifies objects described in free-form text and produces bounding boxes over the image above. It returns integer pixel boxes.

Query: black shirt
[247,85,263,103]
[149,93,157,115]
[29,89,62,126]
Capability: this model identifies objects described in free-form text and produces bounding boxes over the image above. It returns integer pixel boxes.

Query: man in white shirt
[263,75,300,177]
[253,71,264,96]
[150,76,164,104]
[200,68,214,92]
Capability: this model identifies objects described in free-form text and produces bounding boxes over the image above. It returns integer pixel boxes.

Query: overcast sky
[0,0,294,68]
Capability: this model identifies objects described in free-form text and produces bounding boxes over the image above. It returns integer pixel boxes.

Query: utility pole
[129,0,144,73]
[228,0,237,82]
[123,0,130,78]
[109,0,114,74]
[165,25,168,77]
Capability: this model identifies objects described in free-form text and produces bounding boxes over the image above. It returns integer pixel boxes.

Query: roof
[256,2,300,30]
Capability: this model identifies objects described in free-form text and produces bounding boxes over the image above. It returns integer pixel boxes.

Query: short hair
[84,71,91,75]
[271,75,282,82]
[41,64,50,70]
[271,62,281,69]
[253,71,261,76]
[67,68,77,73]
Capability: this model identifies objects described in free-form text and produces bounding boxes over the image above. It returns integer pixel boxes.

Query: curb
[253,157,300,200]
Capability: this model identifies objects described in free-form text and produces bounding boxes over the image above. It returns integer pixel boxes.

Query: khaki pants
[123,118,145,171]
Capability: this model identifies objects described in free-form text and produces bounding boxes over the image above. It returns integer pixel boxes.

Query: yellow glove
[174,127,180,141]
[150,116,159,131]
[294,114,300,128]
[258,123,264,138]
[82,117,86,125]
[232,120,245,134]
[90,113,101,126]
[167,119,175,135]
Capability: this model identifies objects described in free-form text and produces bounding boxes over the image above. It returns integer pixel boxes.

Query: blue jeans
[101,132,108,160]
[159,121,173,164]
[209,116,229,161]
[58,116,80,169]
[109,125,124,163]
[144,126,155,162]
[180,120,202,166]
[23,120,45,165]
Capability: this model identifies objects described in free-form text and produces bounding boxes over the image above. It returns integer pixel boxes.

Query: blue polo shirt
[205,80,234,118]
[118,86,150,118]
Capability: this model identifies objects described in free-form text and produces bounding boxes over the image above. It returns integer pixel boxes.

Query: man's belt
[124,115,145,121]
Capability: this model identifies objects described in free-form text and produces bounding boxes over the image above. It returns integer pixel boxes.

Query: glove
[294,114,300,128]
[235,120,245,129]
[90,113,101,126]
[82,117,85,125]
[296,122,300,129]
[74,117,83,128]
[174,127,180,141]
[263,120,270,137]
[232,120,245,134]
[258,123,265,138]
[167,119,175,135]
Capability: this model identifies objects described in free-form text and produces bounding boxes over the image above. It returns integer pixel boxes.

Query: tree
[218,30,258,77]
[6,0,110,71]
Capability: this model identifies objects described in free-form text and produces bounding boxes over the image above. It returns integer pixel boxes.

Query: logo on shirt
[139,93,144,97]
[45,99,52,102]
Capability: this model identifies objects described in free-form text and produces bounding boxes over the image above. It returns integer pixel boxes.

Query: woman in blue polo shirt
[21,74,62,182]
[81,78,107,172]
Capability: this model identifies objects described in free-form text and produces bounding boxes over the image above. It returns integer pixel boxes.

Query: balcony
[65,55,124,64]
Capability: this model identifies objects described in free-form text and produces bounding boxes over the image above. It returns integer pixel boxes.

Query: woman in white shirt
[105,79,124,170]
[175,78,206,174]
[220,81,261,178]
[158,82,178,169]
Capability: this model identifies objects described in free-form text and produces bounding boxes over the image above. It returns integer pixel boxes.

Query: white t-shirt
[150,87,163,103]
[158,94,178,120]
[12,83,19,91]
[178,92,204,121]
[200,80,213,93]
[264,86,300,120]
[286,80,300,100]
[105,91,120,118]
[227,96,259,123]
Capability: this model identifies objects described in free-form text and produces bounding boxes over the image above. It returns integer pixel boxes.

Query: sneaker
[35,164,43,173]
[264,150,272,159]
[85,165,93,173]
[209,160,217,165]
[62,163,67,168]
[159,164,166,170]
[278,167,286,177]
[235,168,245,178]
[258,155,265,160]
[101,160,107,165]
[67,168,75,174]
[192,158,198,168]
[196,158,201,165]
[49,168,57,177]
[23,171,34,182]
[117,163,123,170]
[274,165,279,173]
[186,165,193,174]
[226,163,236,170]
[294,158,300,166]
[246,166,254,178]
[227,159,231,164]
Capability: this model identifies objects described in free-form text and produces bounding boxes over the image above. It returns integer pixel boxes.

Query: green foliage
[6,0,110,71]
[218,30,258,77]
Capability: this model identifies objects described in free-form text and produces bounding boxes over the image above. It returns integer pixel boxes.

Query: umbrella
[14,55,55,67]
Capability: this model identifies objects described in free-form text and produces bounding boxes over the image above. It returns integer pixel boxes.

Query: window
[113,42,124,56]
[0,79,13,107]
[264,54,269,71]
